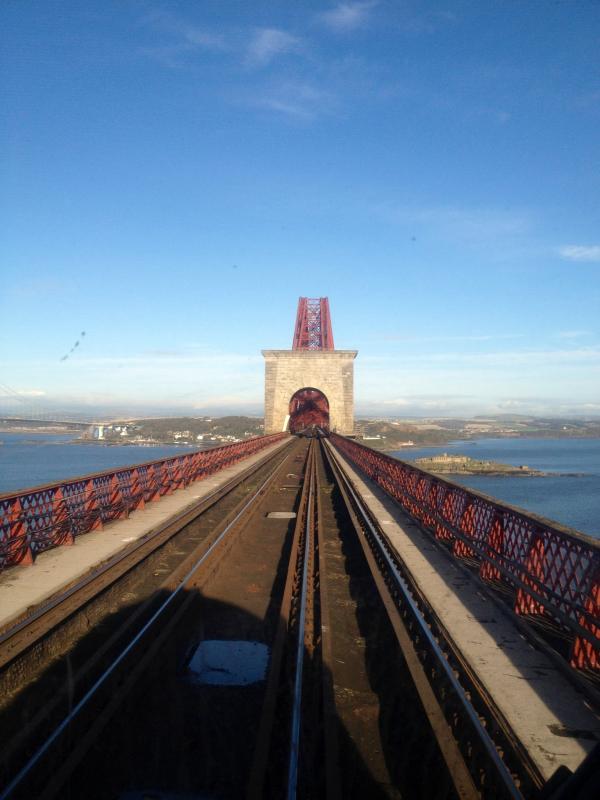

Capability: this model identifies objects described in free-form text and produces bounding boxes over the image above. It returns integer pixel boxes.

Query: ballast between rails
[330,433,600,673]
[0,433,288,571]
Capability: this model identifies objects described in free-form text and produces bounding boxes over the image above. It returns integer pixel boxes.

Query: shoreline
[404,452,584,479]
[412,469,585,478]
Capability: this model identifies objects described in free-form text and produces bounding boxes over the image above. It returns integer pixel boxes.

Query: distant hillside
[354,419,455,450]
[85,416,264,446]
[354,415,600,452]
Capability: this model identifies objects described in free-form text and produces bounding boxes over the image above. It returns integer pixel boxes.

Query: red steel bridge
[292,296,335,351]
[0,300,598,799]
[289,296,334,433]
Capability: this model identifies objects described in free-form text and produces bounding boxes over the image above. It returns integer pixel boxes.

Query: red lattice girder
[329,433,600,671]
[0,433,288,570]
[515,535,547,616]
[570,566,600,669]
[454,500,477,558]
[480,515,504,582]
[52,487,74,547]
[292,297,335,350]
[1,498,33,566]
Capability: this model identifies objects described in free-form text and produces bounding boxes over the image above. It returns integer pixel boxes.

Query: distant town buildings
[86,418,259,447]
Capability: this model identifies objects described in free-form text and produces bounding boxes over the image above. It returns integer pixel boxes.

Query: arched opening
[288,387,330,434]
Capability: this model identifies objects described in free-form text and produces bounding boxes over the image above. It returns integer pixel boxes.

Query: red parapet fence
[330,434,600,672]
[0,434,288,571]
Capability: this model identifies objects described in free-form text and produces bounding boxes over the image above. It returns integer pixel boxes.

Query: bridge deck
[333,448,600,782]
[0,439,289,634]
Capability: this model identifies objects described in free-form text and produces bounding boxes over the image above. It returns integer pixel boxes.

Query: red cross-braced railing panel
[330,434,600,673]
[0,433,288,571]
[292,297,335,350]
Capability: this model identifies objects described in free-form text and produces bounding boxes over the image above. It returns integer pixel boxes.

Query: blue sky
[1,0,599,417]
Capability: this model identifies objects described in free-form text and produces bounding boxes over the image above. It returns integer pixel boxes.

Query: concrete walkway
[0,439,290,633]
[332,447,600,781]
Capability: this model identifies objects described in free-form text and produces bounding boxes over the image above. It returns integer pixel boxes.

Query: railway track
[0,436,579,798]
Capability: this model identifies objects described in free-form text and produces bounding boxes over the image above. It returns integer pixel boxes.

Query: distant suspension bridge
[0,382,102,427]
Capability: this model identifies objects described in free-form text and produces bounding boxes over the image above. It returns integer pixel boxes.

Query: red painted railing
[0,434,288,570]
[331,434,600,672]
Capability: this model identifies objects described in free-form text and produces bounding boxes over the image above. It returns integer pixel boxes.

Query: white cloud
[0,387,47,400]
[250,81,334,119]
[142,10,224,49]
[380,348,600,367]
[383,333,524,344]
[246,28,302,67]
[355,393,600,418]
[556,330,591,340]
[378,204,532,244]
[141,10,226,51]
[0,350,265,409]
[558,245,600,262]
[181,28,225,49]
[381,397,457,410]
[139,10,227,67]
[318,2,376,33]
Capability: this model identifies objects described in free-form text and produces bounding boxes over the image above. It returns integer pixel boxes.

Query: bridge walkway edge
[330,446,600,782]
[0,439,290,635]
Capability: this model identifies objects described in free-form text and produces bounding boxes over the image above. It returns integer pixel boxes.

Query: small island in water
[411,453,545,477]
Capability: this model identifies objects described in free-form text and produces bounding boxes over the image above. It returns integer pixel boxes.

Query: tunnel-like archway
[288,387,330,434]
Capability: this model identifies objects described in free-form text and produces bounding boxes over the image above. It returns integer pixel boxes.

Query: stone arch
[262,349,357,434]
[288,387,330,433]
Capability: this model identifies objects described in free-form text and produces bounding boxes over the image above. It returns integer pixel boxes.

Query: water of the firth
[0,433,598,539]
[390,438,600,539]
[0,433,189,495]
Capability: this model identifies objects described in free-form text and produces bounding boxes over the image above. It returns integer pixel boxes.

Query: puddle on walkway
[187,640,270,686]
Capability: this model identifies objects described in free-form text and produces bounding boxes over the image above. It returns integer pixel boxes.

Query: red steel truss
[292,297,335,350]
[0,434,287,571]
[330,433,600,672]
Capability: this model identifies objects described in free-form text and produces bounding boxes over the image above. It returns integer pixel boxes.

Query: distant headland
[411,453,545,477]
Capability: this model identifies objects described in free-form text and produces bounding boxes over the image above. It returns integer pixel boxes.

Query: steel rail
[0,447,296,800]
[0,439,294,670]
[246,441,314,800]
[330,434,600,671]
[286,442,315,800]
[323,439,524,800]
[313,449,342,800]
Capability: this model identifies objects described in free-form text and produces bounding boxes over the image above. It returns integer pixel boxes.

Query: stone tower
[262,297,357,434]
